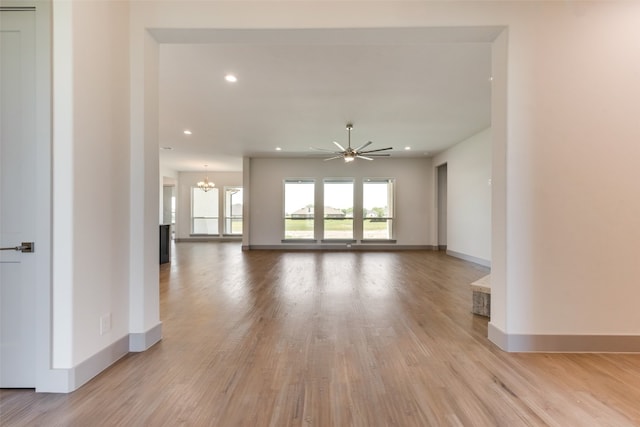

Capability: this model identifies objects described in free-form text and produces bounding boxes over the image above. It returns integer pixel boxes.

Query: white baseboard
[446,249,491,267]
[35,369,73,393]
[247,244,437,251]
[129,322,163,352]
[39,324,163,393]
[489,323,640,352]
[69,334,130,392]
[175,237,241,242]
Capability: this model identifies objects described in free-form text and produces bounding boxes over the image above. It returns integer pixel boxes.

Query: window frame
[283,179,316,242]
[190,186,220,236]
[362,178,395,241]
[223,186,243,235]
[322,178,355,242]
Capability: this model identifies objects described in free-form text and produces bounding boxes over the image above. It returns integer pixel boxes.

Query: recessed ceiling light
[275,147,282,151]
[183,130,192,135]
[225,74,238,83]
[404,146,411,151]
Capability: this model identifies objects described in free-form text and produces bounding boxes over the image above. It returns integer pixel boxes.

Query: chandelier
[197,165,215,192]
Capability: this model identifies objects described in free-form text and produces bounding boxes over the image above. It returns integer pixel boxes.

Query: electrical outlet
[100,313,111,335]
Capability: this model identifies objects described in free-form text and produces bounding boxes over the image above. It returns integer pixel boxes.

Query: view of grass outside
[324,180,353,239]
[363,218,392,239]
[363,179,393,239]
[283,178,394,240]
[284,180,315,239]
[225,218,243,234]
[284,218,389,239]
[284,218,314,239]
[322,218,354,239]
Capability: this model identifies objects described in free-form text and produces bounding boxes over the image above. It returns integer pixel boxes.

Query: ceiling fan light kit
[313,123,393,163]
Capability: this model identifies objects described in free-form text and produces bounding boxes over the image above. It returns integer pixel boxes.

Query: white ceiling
[155,27,498,172]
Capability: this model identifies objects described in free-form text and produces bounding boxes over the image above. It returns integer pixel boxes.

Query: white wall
[176,171,243,240]
[123,0,640,355]
[52,0,131,369]
[128,15,161,350]
[248,158,432,247]
[42,2,640,393]
[502,3,640,338]
[433,128,491,266]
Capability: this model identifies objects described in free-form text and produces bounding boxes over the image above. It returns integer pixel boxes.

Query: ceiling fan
[312,123,392,162]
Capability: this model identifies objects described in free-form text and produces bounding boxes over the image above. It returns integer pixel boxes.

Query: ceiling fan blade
[323,155,344,161]
[311,147,341,153]
[333,141,346,151]
[360,147,393,154]
[354,141,373,152]
[356,155,374,161]
[364,154,391,157]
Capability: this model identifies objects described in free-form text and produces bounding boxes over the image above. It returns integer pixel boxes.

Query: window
[191,187,219,235]
[284,180,315,240]
[171,195,176,224]
[323,179,354,240]
[224,187,243,235]
[363,179,394,239]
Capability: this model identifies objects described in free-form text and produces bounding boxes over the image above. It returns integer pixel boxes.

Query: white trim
[248,245,436,251]
[72,335,130,390]
[129,322,163,352]
[488,322,507,350]
[489,323,640,353]
[37,327,162,393]
[36,335,129,393]
[175,237,242,243]
[446,249,491,268]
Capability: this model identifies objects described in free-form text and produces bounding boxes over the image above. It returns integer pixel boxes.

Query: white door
[0,8,37,388]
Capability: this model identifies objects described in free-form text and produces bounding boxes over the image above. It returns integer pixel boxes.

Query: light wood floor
[2,243,640,426]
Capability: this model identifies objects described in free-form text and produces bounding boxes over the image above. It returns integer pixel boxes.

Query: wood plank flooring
[2,242,640,426]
